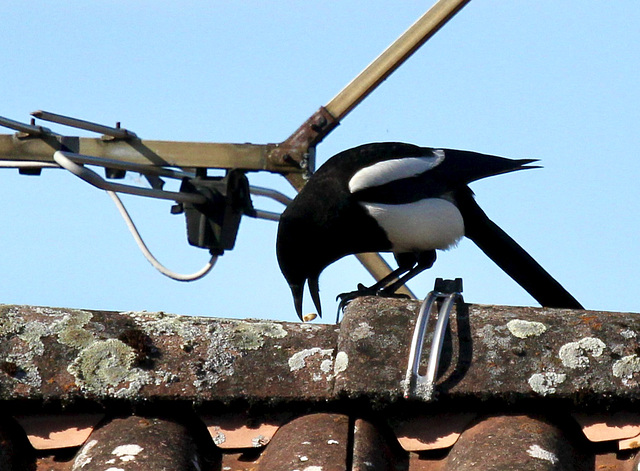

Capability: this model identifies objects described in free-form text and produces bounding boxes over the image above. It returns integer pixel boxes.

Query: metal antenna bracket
[403,278,463,399]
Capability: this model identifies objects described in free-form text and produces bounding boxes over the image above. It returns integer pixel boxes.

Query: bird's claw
[376,287,411,300]
[336,286,376,312]
[334,285,375,322]
[336,285,411,318]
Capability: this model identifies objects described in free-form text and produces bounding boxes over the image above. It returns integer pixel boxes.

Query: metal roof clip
[403,278,463,400]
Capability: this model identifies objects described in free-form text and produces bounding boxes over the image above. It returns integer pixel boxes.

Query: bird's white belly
[361,198,464,252]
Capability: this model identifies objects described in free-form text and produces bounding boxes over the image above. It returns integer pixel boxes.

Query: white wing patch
[361,198,464,252]
[348,150,445,194]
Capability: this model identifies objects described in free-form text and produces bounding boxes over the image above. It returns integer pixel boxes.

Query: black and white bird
[277,142,582,320]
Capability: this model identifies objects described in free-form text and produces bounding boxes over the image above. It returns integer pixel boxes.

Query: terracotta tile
[202,413,284,449]
[353,418,408,470]
[444,415,587,471]
[392,413,476,451]
[573,412,640,443]
[256,413,349,471]
[70,416,217,471]
[15,414,103,450]
[618,434,640,451]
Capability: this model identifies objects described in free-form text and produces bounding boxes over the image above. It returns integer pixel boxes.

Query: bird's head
[276,212,325,321]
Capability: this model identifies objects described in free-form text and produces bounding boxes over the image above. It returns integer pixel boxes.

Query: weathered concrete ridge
[1,299,640,408]
[0,304,338,404]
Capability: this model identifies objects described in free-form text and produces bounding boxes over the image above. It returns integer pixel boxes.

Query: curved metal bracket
[403,278,463,399]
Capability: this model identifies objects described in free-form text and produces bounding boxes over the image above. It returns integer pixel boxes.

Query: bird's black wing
[348,148,538,205]
[455,187,583,309]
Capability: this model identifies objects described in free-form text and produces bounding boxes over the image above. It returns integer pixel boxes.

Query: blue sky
[2,1,639,321]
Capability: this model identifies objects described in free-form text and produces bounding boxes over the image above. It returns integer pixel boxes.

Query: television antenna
[0,0,470,290]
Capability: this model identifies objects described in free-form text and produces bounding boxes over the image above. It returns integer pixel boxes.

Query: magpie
[277,142,583,320]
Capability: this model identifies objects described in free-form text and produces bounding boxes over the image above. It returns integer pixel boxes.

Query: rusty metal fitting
[267,106,339,175]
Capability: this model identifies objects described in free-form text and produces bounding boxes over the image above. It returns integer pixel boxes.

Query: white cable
[51,150,216,280]
[53,151,206,204]
[107,190,217,282]
[8,154,292,280]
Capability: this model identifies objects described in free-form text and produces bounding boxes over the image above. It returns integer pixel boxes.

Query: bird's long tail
[456,188,583,309]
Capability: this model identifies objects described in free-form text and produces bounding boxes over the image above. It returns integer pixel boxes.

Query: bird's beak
[290,283,305,321]
[308,276,322,318]
[289,277,323,322]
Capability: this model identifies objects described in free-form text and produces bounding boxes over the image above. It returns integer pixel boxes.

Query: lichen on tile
[123,310,203,350]
[53,310,96,349]
[334,351,348,374]
[288,348,333,372]
[528,372,566,395]
[230,321,288,350]
[506,319,547,339]
[0,307,24,337]
[527,444,558,464]
[613,354,640,385]
[192,323,239,390]
[68,338,150,396]
[558,337,606,369]
[351,322,374,341]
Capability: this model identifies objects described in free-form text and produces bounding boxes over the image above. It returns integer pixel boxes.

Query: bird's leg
[358,265,410,293]
[335,251,436,319]
[335,265,409,313]
[335,252,424,315]
[378,250,437,296]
